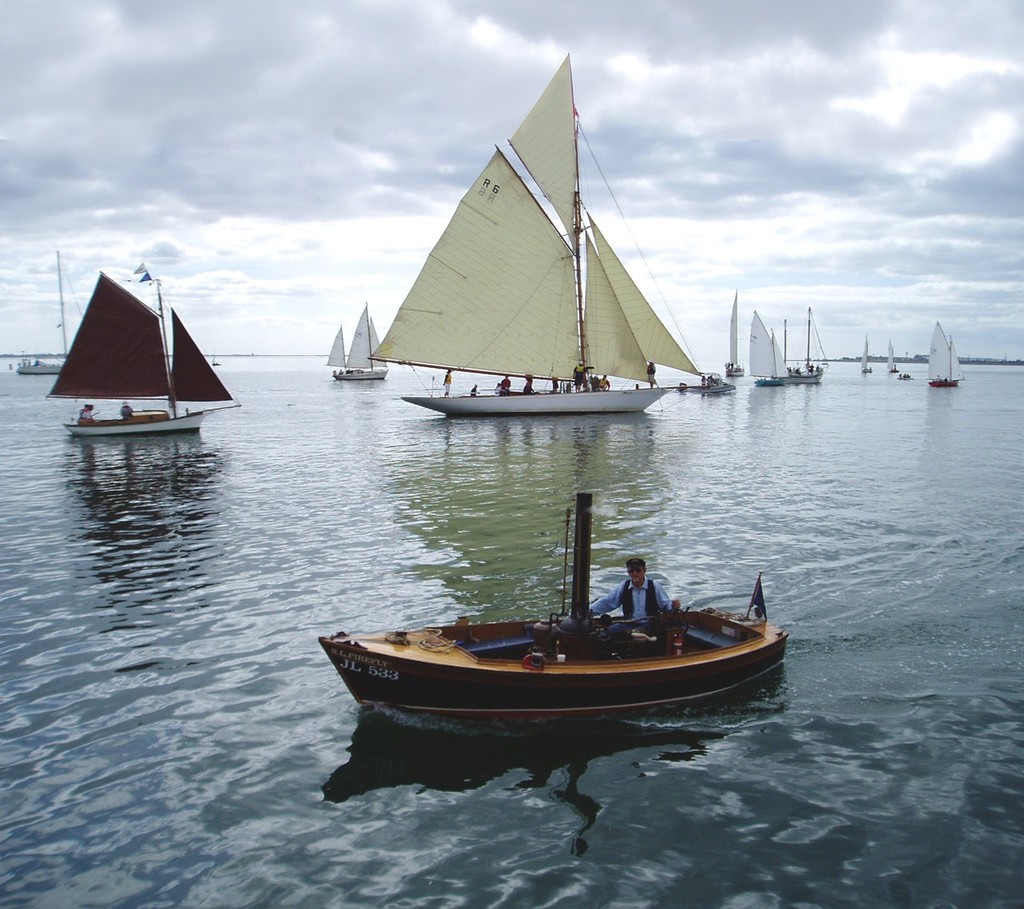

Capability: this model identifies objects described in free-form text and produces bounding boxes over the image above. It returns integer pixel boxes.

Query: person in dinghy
[590,557,681,641]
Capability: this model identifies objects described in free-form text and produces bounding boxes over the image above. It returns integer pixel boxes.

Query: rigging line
[577,124,701,370]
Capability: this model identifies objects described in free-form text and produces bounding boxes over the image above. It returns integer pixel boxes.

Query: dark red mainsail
[49,273,234,405]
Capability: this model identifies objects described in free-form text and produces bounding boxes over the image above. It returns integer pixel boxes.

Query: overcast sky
[2,0,1021,365]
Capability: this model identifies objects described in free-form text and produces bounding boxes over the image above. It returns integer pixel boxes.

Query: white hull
[784,372,823,385]
[64,410,211,437]
[725,365,744,377]
[403,388,670,416]
[17,363,62,375]
[333,369,388,382]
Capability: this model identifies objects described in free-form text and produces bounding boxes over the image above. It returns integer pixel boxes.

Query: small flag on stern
[747,572,766,620]
[133,263,152,283]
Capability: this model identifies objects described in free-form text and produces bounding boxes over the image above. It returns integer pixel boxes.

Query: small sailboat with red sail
[48,270,240,436]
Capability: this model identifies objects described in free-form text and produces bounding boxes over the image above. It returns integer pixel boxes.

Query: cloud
[1,0,1022,360]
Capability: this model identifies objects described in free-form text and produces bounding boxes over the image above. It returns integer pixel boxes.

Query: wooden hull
[320,612,788,719]
[402,387,669,416]
[65,409,210,436]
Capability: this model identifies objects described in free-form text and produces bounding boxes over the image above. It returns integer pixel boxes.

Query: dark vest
[619,580,658,619]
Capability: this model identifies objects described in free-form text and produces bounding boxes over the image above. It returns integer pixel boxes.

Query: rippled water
[2,358,1022,908]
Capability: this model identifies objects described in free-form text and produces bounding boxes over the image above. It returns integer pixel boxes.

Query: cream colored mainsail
[583,232,644,380]
[509,55,578,237]
[373,150,580,377]
[585,221,697,380]
[374,54,700,387]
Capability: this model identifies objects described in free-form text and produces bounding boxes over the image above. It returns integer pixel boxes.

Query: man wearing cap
[590,557,680,638]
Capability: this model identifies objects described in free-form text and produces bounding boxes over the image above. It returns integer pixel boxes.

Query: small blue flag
[749,573,766,620]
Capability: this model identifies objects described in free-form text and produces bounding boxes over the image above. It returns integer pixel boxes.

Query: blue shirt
[590,577,673,618]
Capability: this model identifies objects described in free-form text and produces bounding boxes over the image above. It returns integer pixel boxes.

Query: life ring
[522,652,545,671]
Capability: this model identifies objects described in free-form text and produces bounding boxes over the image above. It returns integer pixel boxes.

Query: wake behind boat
[48,271,240,436]
[319,493,787,719]
[372,56,699,417]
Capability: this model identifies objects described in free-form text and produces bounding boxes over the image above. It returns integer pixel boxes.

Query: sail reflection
[380,416,674,618]
[66,437,224,609]
[323,710,724,855]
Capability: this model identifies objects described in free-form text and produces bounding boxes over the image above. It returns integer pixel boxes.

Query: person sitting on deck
[78,404,95,423]
[120,402,134,420]
[590,557,680,639]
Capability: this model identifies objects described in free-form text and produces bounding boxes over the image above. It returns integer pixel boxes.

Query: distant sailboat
[861,336,872,374]
[887,340,897,374]
[749,312,786,386]
[928,322,963,388]
[17,251,69,376]
[48,271,240,435]
[372,55,699,415]
[330,304,388,381]
[785,307,827,384]
[725,291,744,377]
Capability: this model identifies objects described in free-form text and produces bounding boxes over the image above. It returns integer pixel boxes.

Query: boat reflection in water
[323,710,729,855]
[66,437,225,618]
[380,418,669,620]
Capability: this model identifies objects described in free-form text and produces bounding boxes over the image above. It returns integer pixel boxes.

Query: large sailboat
[724,291,744,377]
[48,271,240,436]
[330,304,388,381]
[749,311,786,386]
[785,307,827,384]
[928,321,963,388]
[861,336,872,374]
[17,251,69,376]
[372,55,699,416]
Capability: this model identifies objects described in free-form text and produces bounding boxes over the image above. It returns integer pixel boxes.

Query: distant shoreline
[835,356,1024,366]
[5,353,1023,366]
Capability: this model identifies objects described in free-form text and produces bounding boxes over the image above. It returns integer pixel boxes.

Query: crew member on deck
[78,404,95,423]
[573,362,587,392]
[590,557,680,638]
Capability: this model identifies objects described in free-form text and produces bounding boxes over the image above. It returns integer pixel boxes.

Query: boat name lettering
[339,654,399,681]
[478,178,500,201]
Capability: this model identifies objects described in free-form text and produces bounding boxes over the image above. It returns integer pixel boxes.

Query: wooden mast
[154,280,178,418]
